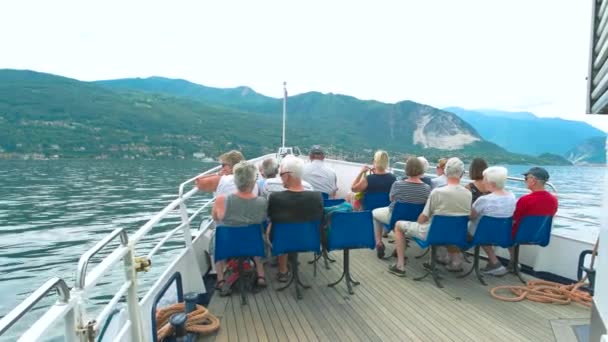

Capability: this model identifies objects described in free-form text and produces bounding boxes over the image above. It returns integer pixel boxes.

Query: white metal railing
[0,278,70,336]
[0,155,272,340]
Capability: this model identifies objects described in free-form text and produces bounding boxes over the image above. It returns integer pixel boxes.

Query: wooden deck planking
[200,243,590,342]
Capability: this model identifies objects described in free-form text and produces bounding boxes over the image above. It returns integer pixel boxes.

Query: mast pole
[282,81,287,148]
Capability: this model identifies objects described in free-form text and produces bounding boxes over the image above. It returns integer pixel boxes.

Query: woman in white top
[195,150,258,196]
[469,166,516,276]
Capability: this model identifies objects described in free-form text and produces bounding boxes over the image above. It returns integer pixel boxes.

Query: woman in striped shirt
[371,157,431,267]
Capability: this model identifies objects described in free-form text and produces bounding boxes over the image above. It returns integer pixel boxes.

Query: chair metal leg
[415,247,430,259]
[462,249,472,264]
[414,247,443,288]
[513,245,526,284]
[237,258,247,305]
[328,249,360,295]
[458,246,477,278]
[309,253,321,277]
[277,253,309,299]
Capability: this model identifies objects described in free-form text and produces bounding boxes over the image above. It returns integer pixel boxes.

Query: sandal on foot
[256,276,267,288]
[214,279,226,290]
[277,272,289,283]
[388,264,406,277]
[376,243,385,259]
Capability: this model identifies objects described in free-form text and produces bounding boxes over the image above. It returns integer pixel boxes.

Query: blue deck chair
[321,192,330,200]
[412,215,469,288]
[362,192,390,211]
[511,215,553,283]
[458,216,513,285]
[388,202,425,231]
[388,201,426,259]
[271,221,321,299]
[324,198,346,207]
[214,223,266,305]
[326,211,375,294]
[309,198,347,270]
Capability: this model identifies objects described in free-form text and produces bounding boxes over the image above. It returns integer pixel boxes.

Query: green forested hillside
[0,70,570,164]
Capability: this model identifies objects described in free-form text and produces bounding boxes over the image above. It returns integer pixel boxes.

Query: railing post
[63,308,77,342]
[178,200,194,249]
[124,244,145,342]
[71,289,89,342]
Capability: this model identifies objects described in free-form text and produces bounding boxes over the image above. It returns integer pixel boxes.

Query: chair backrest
[425,215,470,248]
[327,211,375,251]
[271,221,321,255]
[388,202,425,231]
[470,216,513,248]
[362,192,390,211]
[214,224,265,261]
[324,198,346,207]
[321,192,330,200]
[513,215,553,247]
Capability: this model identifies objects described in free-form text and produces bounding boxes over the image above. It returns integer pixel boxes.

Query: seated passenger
[257,158,278,196]
[417,156,433,187]
[261,156,314,197]
[396,157,471,272]
[369,154,423,259]
[349,150,397,211]
[212,161,268,289]
[430,158,448,189]
[507,167,558,270]
[380,157,431,276]
[302,145,338,198]
[465,158,490,203]
[195,150,258,196]
[266,157,324,282]
[469,166,516,276]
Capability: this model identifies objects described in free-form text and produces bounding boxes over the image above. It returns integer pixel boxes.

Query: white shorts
[372,207,391,225]
[395,221,429,240]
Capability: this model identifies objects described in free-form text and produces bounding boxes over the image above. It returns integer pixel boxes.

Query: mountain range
[0,69,578,164]
[444,107,606,164]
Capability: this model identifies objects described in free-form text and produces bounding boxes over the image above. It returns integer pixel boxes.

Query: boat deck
[201,244,590,342]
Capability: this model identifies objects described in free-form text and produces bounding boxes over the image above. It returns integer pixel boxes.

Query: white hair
[280,155,304,179]
[233,161,257,192]
[417,156,429,172]
[261,158,278,178]
[444,157,465,178]
[483,166,508,189]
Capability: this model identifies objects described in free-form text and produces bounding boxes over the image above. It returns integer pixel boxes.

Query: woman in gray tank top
[212,161,268,288]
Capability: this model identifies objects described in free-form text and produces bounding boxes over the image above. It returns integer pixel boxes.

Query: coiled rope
[156,303,220,341]
[490,238,598,308]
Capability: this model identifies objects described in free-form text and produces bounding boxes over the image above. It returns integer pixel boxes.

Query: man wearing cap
[512,167,558,238]
[302,145,338,198]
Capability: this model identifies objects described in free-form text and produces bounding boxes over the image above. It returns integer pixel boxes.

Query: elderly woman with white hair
[212,161,268,291]
[469,166,516,276]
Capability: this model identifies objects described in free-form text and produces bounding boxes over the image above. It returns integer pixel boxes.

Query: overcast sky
[2,0,607,131]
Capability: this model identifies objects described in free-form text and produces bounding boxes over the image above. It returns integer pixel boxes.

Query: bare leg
[215,260,224,282]
[394,226,407,270]
[482,245,499,265]
[373,219,384,246]
[278,254,288,274]
[254,257,265,278]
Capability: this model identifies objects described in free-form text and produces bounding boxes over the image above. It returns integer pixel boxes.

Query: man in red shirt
[512,167,558,238]
[482,166,559,276]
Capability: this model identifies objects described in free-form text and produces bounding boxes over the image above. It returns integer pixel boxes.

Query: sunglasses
[280,171,292,177]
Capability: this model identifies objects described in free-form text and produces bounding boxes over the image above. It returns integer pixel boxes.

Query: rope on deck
[156,303,220,341]
[490,238,598,308]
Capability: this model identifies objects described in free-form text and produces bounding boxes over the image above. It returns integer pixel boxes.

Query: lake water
[0,159,605,339]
